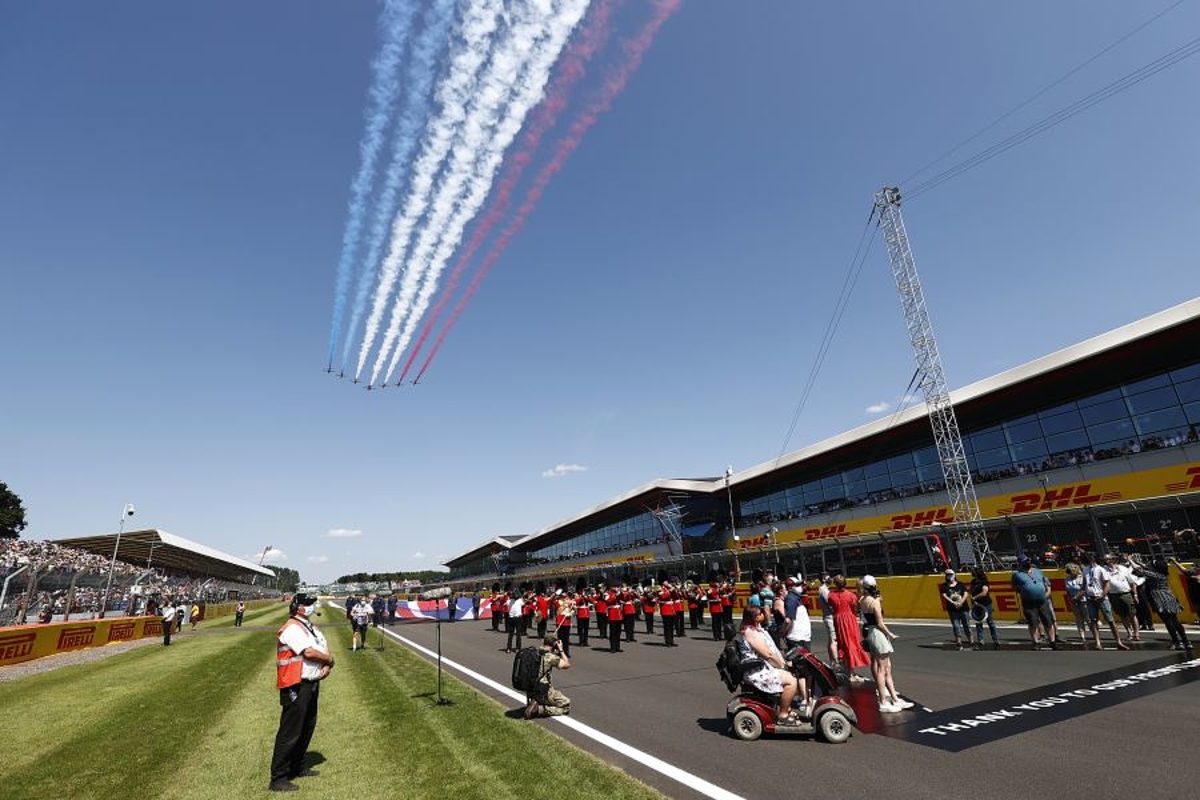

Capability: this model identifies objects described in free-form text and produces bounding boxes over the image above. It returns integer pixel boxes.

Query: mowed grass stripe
[2,614,282,799]
[350,624,664,800]
[155,619,283,800]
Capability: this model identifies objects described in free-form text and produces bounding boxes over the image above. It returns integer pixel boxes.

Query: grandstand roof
[51,529,275,581]
[442,535,532,568]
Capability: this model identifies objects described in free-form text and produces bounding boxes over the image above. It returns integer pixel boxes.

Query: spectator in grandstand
[524,634,572,719]
[1012,554,1060,649]
[1103,553,1141,643]
[1081,552,1129,650]
[1131,556,1192,651]
[828,574,869,683]
[968,566,1000,649]
[270,593,334,792]
[737,605,800,725]
[940,569,974,650]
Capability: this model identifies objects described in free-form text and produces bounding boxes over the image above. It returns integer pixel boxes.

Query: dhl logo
[144,620,162,636]
[997,484,1120,515]
[803,524,850,542]
[107,623,136,642]
[57,626,96,650]
[889,508,954,530]
[737,536,770,550]
[0,632,37,662]
[1165,466,1200,493]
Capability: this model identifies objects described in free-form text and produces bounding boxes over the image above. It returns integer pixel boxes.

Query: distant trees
[266,565,301,593]
[0,482,28,539]
[334,570,448,586]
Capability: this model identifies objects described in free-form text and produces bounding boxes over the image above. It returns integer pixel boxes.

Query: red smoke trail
[411,0,681,384]
[395,2,618,384]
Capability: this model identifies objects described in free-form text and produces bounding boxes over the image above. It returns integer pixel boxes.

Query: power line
[900,0,1189,188]
[906,33,1200,201]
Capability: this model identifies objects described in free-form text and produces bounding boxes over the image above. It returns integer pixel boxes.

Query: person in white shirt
[160,598,176,646]
[817,574,838,666]
[1104,553,1141,643]
[270,594,334,791]
[1081,553,1129,650]
[350,597,373,652]
[505,592,525,653]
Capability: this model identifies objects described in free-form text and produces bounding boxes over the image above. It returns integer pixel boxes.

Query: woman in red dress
[826,574,870,673]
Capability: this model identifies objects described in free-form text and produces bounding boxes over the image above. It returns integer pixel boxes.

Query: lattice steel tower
[874,187,996,568]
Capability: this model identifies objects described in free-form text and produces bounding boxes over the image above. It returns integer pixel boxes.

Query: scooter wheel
[731,708,763,741]
[817,709,852,744]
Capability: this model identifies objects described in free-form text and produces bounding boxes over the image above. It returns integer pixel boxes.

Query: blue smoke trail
[339,0,455,373]
[326,0,417,369]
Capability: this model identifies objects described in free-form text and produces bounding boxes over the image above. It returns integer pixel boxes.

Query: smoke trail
[413,0,682,383]
[374,0,592,387]
[338,0,455,372]
[394,0,617,385]
[353,0,504,382]
[326,0,417,368]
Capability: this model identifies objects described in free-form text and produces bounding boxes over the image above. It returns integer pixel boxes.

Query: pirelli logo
[0,632,37,663]
[997,484,1120,515]
[57,626,96,650]
[144,619,162,636]
[107,622,136,642]
[1165,466,1200,493]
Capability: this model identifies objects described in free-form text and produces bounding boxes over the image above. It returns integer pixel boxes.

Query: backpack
[511,647,547,694]
[716,638,746,692]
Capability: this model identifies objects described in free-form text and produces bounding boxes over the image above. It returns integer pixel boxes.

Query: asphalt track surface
[380,617,1200,799]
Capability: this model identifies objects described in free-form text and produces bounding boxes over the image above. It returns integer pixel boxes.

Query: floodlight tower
[874,187,996,569]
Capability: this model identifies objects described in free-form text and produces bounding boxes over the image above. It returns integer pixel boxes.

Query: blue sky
[2,2,1198,583]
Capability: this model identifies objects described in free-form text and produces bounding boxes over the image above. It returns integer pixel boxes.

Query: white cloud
[324,528,363,538]
[542,463,588,479]
[307,555,329,564]
[412,551,426,560]
[865,401,890,415]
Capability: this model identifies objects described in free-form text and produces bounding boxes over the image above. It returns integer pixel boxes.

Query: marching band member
[622,585,637,643]
[641,584,656,635]
[606,586,623,652]
[658,581,676,647]
[576,589,591,647]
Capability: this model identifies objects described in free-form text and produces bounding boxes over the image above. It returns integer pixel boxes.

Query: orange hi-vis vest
[276,617,311,689]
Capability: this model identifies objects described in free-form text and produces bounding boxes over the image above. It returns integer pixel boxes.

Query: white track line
[377,621,745,800]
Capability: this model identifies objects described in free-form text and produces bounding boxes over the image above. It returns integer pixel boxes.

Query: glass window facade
[740,360,1200,525]
[525,510,666,566]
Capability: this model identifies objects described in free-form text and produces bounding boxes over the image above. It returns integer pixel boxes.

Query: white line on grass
[376,621,746,800]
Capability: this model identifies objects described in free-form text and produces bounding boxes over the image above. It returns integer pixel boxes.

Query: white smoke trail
[327,0,416,367]
[373,0,591,386]
[354,0,503,381]
[339,0,455,372]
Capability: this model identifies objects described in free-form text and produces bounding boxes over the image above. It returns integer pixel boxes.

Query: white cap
[861,574,877,588]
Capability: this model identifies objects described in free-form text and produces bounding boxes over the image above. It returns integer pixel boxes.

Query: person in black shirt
[969,566,1000,648]
[940,569,973,650]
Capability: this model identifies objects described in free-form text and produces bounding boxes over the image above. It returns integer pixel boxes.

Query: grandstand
[444,298,1200,589]
[1,529,276,626]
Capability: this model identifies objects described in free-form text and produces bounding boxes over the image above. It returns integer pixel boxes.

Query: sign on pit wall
[730,461,1200,550]
[0,617,163,667]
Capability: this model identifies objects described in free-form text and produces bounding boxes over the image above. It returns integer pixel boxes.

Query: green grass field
[0,606,665,800]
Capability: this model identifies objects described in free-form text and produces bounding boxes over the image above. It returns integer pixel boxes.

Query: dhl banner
[729,461,1200,550]
[0,616,164,667]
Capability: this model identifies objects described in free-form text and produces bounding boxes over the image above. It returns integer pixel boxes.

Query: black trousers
[661,614,675,647]
[577,617,589,646]
[491,609,501,631]
[608,618,622,651]
[234,612,244,627]
[557,624,571,657]
[676,609,686,638]
[644,611,654,635]
[711,611,723,640]
[691,607,702,629]
[623,614,636,642]
[271,680,320,783]
[162,620,172,646]
[537,618,548,638]
[597,615,608,639]
[505,616,522,652]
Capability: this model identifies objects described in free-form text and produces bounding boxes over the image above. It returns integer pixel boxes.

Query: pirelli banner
[0,616,163,668]
[728,461,1200,550]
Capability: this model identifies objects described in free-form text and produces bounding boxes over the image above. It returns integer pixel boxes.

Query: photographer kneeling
[526,634,571,719]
